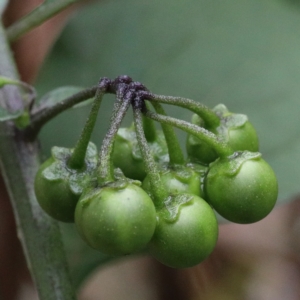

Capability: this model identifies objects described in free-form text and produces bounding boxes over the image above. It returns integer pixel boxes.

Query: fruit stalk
[144,109,232,158]
[133,100,168,207]
[148,93,220,129]
[97,91,131,184]
[68,78,109,169]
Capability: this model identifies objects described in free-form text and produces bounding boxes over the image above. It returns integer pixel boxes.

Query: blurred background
[3,0,300,299]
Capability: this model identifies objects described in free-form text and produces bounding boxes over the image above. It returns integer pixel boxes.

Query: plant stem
[145,110,233,158]
[150,102,185,165]
[97,94,131,184]
[26,85,98,139]
[0,22,75,300]
[6,0,81,42]
[142,102,157,142]
[68,79,108,169]
[148,93,220,129]
[133,104,167,207]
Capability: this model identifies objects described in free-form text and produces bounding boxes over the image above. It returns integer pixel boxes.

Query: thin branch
[25,85,97,140]
[6,0,80,42]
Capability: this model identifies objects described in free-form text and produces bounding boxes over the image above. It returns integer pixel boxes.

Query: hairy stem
[26,85,98,139]
[0,22,75,300]
[97,94,131,184]
[145,109,232,158]
[148,93,220,129]
[133,104,167,207]
[68,79,108,169]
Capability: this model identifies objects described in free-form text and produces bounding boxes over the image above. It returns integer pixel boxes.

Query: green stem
[148,93,220,129]
[68,81,108,169]
[97,95,131,184]
[150,102,185,165]
[142,102,157,142]
[26,85,98,140]
[6,0,80,42]
[145,110,233,158]
[0,22,75,300]
[133,104,167,207]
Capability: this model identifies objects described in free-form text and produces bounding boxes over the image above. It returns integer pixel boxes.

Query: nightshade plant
[31,75,276,268]
[0,1,279,299]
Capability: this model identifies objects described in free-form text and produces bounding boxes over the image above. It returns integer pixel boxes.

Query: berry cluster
[34,76,278,268]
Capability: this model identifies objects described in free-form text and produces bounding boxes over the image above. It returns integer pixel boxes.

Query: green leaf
[0,0,8,16]
[35,86,93,112]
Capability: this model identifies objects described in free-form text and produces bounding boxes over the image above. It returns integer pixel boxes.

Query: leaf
[35,86,94,113]
[0,0,8,15]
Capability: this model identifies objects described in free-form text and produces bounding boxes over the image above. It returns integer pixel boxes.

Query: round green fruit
[186,105,259,165]
[112,124,168,181]
[34,143,98,222]
[75,182,157,255]
[204,151,278,224]
[142,164,206,199]
[148,194,218,268]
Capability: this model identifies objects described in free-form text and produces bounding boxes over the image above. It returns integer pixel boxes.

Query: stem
[145,110,233,158]
[0,22,75,300]
[68,80,108,169]
[133,104,167,207]
[148,93,220,129]
[97,94,131,184]
[6,0,80,42]
[26,85,98,140]
[150,102,185,165]
[142,102,157,142]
